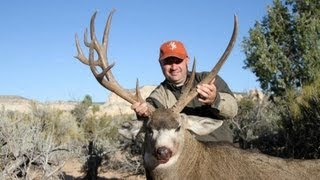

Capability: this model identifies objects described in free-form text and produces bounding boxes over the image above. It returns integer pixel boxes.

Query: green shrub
[278,77,320,159]
[234,96,282,149]
[71,95,93,125]
[235,77,320,159]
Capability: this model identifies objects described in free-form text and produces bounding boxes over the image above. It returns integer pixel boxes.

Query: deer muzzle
[156,146,172,164]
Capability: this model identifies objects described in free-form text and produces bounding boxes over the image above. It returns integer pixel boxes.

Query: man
[131,40,238,142]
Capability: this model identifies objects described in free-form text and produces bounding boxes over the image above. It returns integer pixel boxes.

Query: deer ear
[118,120,144,140]
[182,115,223,136]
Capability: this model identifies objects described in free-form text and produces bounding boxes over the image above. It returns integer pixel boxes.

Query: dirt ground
[62,159,145,180]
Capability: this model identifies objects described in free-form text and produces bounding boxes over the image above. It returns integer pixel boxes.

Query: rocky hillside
[0,95,36,113]
[0,86,156,115]
[0,87,263,116]
[99,85,156,116]
[0,95,77,113]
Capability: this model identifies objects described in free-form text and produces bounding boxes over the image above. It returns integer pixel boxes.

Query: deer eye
[147,128,154,136]
[175,126,181,132]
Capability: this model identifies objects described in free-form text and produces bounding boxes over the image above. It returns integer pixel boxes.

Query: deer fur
[135,109,320,180]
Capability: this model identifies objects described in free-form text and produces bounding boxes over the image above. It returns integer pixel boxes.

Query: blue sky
[0,0,273,102]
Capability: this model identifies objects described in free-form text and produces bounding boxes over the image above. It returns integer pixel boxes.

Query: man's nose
[170,63,178,69]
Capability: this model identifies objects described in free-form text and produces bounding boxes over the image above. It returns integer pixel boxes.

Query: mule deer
[75,10,320,180]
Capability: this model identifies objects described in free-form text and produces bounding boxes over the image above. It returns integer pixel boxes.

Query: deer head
[75,10,238,171]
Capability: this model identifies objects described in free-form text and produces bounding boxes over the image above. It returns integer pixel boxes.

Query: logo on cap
[168,41,177,50]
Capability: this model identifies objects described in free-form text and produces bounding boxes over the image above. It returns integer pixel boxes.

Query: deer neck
[176,130,203,174]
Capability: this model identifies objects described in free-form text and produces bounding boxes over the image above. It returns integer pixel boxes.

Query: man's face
[160,57,189,86]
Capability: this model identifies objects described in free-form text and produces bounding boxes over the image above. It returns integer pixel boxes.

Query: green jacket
[146,72,238,120]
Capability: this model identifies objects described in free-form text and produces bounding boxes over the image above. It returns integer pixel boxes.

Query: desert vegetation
[234,82,320,159]
[0,95,144,179]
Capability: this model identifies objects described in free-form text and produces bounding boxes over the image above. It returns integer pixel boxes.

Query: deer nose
[156,146,172,163]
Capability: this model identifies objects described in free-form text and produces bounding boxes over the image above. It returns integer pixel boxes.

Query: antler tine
[170,58,196,112]
[89,10,116,82]
[75,10,151,110]
[75,33,100,66]
[182,57,196,95]
[84,29,90,48]
[102,9,115,57]
[89,12,106,67]
[171,15,238,114]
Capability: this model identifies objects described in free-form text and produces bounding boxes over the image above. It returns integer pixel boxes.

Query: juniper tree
[242,0,320,97]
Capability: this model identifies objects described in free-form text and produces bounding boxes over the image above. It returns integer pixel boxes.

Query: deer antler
[75,10,155,114]
[171,15,238,114]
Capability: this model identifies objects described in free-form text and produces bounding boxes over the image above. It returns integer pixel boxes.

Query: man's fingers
[197,83,217,104]
[137,103,147,111]
[197,84,215,96]
[202,84,215,92]
[197,87,209,98]
[198,96,207,103]
[131,102,149,116]
[131,102,140,110]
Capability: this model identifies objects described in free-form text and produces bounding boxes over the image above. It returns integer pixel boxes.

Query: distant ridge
[0,95,30,101]
[0,95,75,113]
[0,87,263,115]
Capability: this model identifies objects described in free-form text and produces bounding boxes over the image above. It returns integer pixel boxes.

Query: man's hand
[196,79,217,105]
[131,102,150,117]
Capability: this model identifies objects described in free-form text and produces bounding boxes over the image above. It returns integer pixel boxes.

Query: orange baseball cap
[159,40,188,61]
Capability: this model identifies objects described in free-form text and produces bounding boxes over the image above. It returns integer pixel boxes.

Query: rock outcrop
[99,85,157,116]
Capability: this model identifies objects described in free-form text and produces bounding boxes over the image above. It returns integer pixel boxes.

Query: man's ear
[184,57,190,67]
[181,115,223,136]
